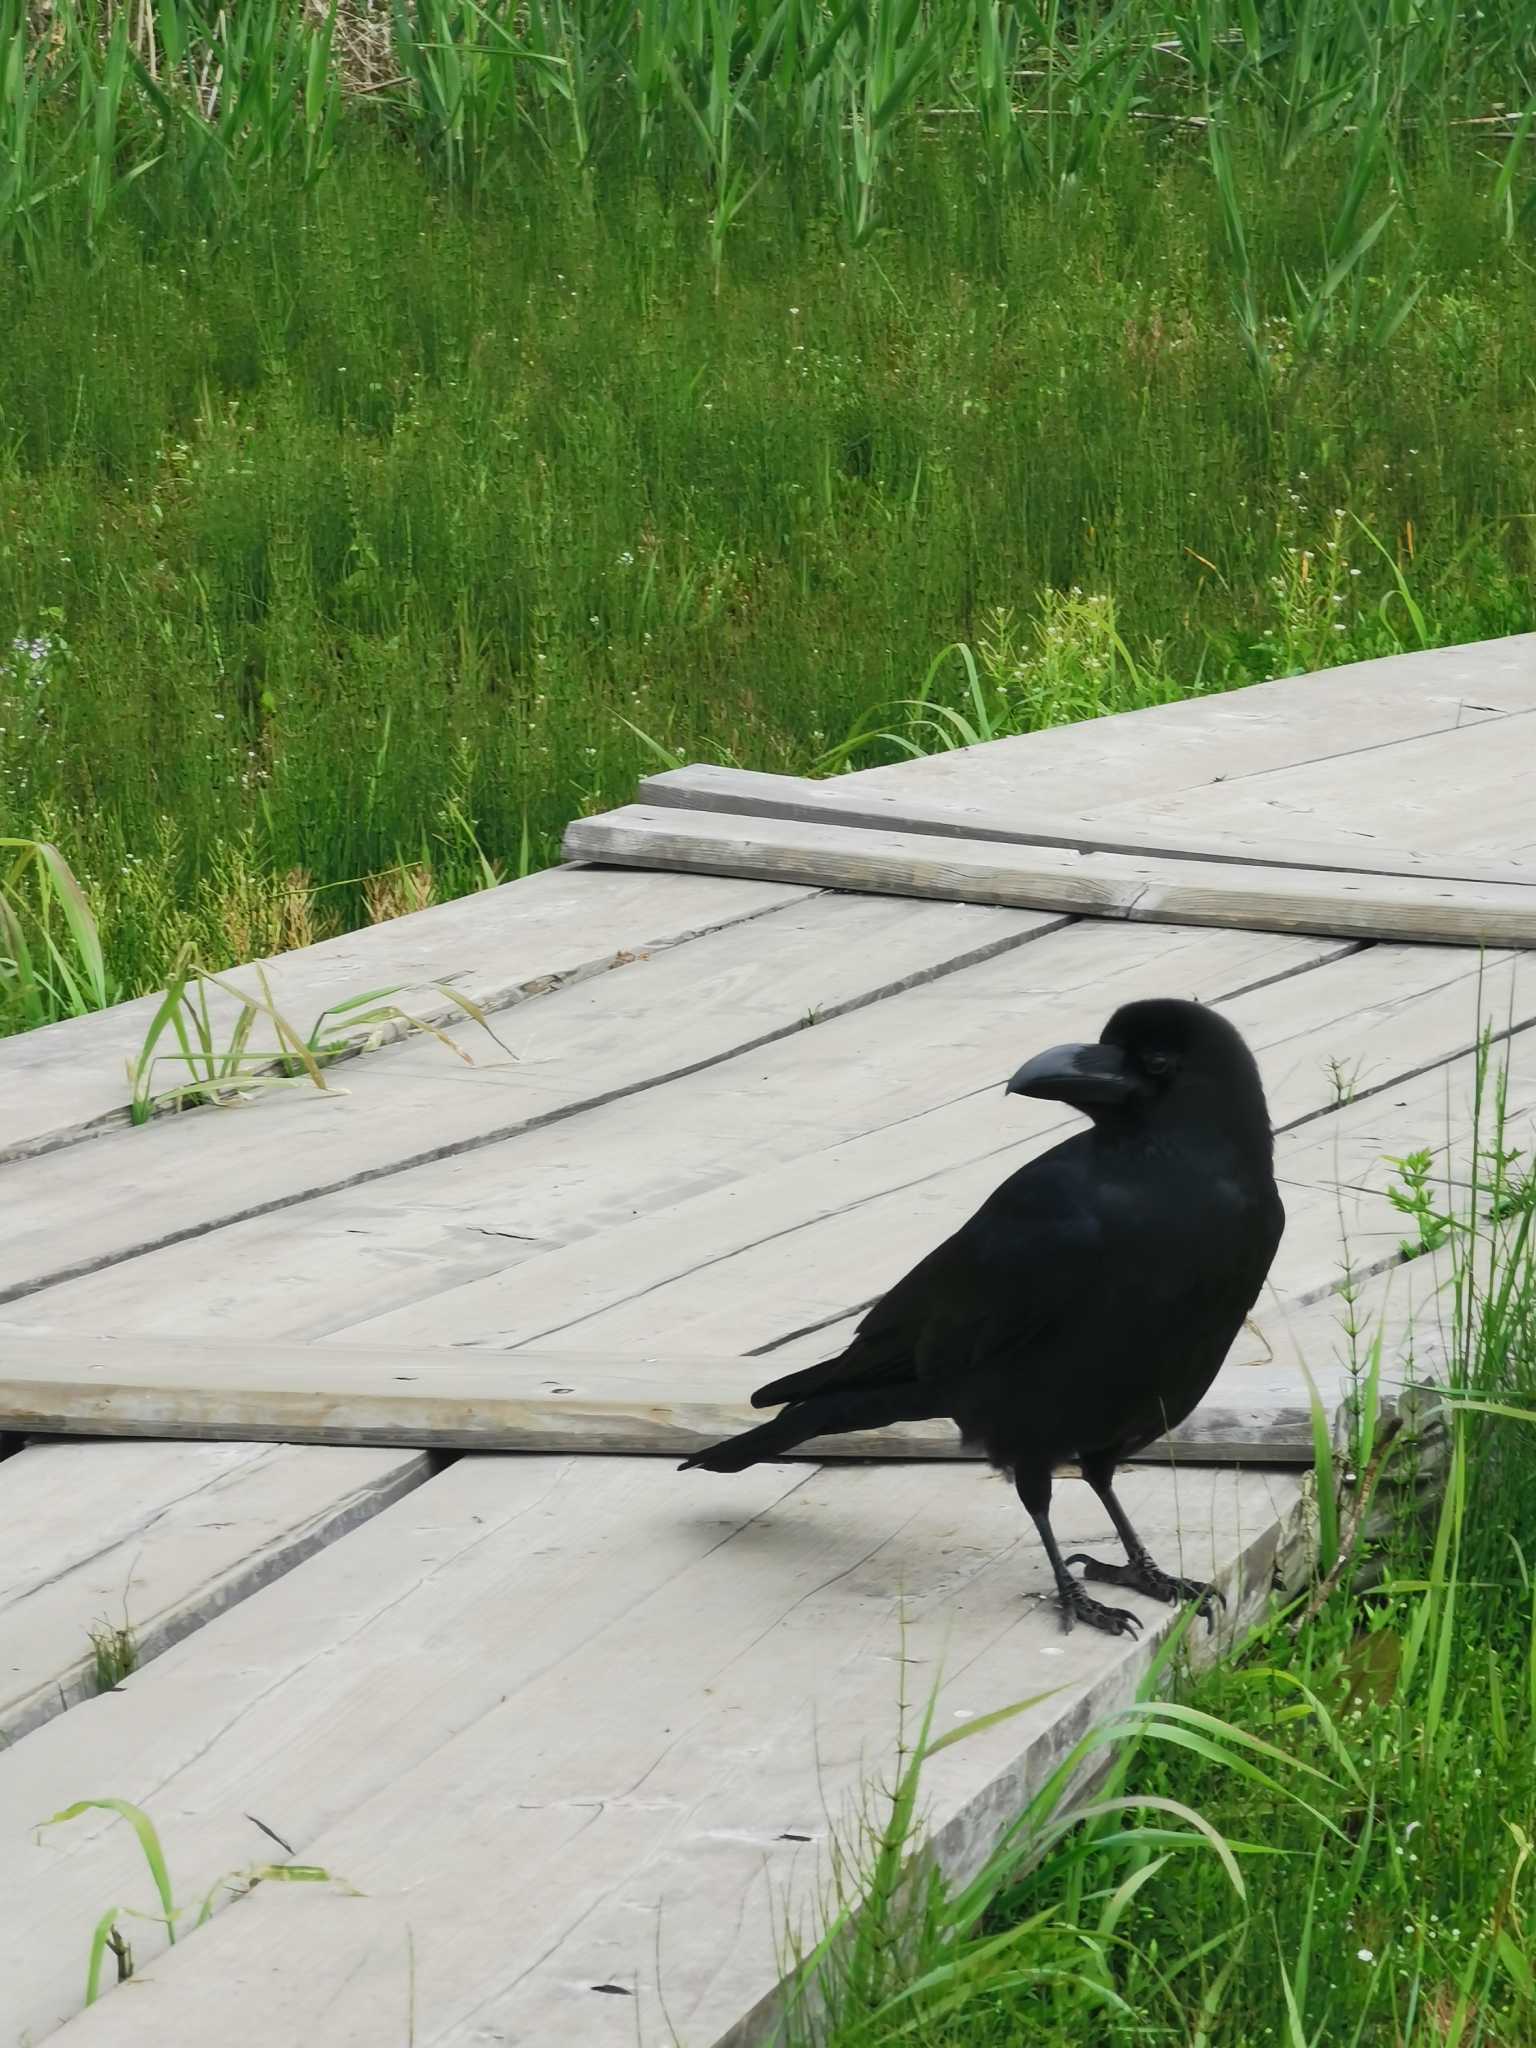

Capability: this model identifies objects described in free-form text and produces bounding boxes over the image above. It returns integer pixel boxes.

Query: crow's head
[1005,997,1271,1140]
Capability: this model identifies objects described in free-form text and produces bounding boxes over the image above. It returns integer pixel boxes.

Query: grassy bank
[3,3,1536,1026]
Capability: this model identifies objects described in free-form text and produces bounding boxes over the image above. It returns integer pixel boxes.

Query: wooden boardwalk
[0,636,1532,2047]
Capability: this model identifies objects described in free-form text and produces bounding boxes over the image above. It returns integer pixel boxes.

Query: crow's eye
[1142,1051,1175,1078]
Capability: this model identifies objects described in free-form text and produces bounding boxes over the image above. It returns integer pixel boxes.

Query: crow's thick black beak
[1006,1041,1140,1108]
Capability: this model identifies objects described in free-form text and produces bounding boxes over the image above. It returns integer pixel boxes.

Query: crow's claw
[1066,1552,1223,1631]
[1056,1579,1143,1638]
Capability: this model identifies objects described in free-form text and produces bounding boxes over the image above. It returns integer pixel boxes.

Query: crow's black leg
[1066,1457,1223,1630]
[1014,1467,1141,1638]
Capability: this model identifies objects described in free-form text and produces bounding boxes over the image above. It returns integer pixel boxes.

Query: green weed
[38,1795,349,2006]
[0,833,114,1031]
[86,1614,137,1694]
[125,947,512,1123]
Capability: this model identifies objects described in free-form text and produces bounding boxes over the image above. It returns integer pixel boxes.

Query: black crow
[680,998,1283,1636]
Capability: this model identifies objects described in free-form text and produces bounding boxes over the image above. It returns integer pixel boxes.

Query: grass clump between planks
[36,1795,349,2007]
[790,1033,1536,2047]
[3,4,1536,1022]
[86,1613,138,1694]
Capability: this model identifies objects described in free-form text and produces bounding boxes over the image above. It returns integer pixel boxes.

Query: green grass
[86,1613,138,1693]
[122,944,510,1121]
[2,4,1536,1024]
[0,834,115,1026]
[38,1793,345,2006]
[796,1043,1536,2047]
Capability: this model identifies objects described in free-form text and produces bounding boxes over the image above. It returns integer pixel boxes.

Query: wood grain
[1096,703,1536,864]
[0,1268,1445,1462]
[639,761,1532,887]
[564,806,1536,947]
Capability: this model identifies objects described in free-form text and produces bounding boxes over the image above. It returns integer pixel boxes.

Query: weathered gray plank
[7,921,1346,1341]
[832,634,1536,817]
[0,865,814,1167]
[494,1048,1518,1368]
[0,1269,1441,1462]
[0,892,1059,1308]
[20,1459,1306,2048]
[2,1453,1309,2048]
[564,806,1536,946]
[1096,704,1536,865]
[0,1439,432,1748]
[322,947,1535,1363]
[18,934,1507,1385]
[639,761,1532,887]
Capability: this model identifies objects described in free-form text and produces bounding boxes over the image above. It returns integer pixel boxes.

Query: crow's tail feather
[679,1404,824,1473]
[679,1384,940,1473]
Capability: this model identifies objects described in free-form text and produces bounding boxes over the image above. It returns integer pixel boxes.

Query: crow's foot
[1056,1579,1142,1638]
[1066,1551,1222,1630]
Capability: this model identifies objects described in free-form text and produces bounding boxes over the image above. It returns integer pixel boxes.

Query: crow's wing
[751,1150,1104,1410]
